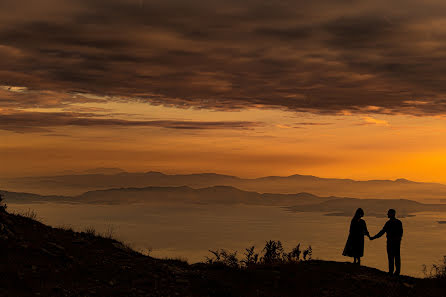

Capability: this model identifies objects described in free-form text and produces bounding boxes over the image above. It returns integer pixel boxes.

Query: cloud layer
[0,110,261,133]
[2,0,446,115]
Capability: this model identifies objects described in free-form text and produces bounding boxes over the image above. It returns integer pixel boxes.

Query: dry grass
[84,226,97,236]
[101,224,116,239]
[15,209,38,221]
[57,224,74,232]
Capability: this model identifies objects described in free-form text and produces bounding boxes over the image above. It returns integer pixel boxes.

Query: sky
[1,0,446,182]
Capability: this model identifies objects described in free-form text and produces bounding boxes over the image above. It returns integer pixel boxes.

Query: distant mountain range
[286,197,446,217]
[2,185,446,217]
[0,186,328,206]
[2,171,446,201]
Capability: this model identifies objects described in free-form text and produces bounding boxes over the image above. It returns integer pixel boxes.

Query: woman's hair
[353,208,364,219]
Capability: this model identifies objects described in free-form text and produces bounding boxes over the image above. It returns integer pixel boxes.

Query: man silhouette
[370,209,403,276]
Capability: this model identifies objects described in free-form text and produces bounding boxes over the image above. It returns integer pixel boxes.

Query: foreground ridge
[0,210,444,296]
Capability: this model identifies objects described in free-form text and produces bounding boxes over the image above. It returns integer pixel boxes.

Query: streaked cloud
[0,111,262,133]
[294,122,332,126]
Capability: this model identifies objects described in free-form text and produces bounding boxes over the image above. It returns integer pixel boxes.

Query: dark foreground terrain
[0,210,445,297]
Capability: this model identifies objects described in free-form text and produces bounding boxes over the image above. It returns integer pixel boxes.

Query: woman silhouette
[342,208,370,265]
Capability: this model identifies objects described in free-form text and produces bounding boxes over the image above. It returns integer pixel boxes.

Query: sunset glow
[2,0,446,183]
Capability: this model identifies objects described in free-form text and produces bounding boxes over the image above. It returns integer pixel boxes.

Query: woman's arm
[363,220,371,238]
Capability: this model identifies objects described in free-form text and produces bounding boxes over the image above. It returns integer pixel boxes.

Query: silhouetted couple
[342,208,403,276]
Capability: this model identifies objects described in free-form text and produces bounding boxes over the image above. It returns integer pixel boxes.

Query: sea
[8,202,446,277]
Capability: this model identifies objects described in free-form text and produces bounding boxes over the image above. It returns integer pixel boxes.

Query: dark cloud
[294,122,332,126]
[0,111,262,133]
[2,0,446,115]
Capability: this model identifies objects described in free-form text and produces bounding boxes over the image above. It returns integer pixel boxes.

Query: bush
[262,240,285,264]
[303,246,313,261]
[206,240,313,268]
[206,249,239,268]
[241,246,259,266]
[285,243,301,262]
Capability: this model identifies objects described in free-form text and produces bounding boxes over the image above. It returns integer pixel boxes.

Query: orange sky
[2,97,446,183]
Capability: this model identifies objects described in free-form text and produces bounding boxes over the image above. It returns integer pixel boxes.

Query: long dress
[342,218,369,258]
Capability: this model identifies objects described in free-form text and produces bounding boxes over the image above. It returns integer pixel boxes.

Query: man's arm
[371,222,387,240]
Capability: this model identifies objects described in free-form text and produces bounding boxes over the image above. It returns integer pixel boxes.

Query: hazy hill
[2,171,446,201]
[0,190,68,204]
[81,168,126,175]
[0,209,443,296]
[1,186,327,206]
[3,186,446,217]
[76,186,327,206]
[287,197,446,217]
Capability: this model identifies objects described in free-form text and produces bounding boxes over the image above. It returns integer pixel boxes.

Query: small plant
[206,249,239,268]
[206,249,221,263]
[241,246,259,266]
[285,243,301,262]
[261,240,285,264]
[303,246,313,261]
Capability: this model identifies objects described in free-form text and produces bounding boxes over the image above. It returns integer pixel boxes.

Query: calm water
[8,203,446,277]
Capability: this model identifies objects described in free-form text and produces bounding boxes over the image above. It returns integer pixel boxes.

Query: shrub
[206,240,313,268]
[285,243,301,262]
[206,249,239,268]
[261,240,285,264]
[303,246,313,261]
[241,246,259,266]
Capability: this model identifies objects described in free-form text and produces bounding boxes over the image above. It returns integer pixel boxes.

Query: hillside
[2,171,446,201]
[0,209,445,296]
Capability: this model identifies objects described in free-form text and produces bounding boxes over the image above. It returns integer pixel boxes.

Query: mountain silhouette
[1,186,326,206]
[2,171,446,201]
[3,186,446,217]
[287,197,446,217]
